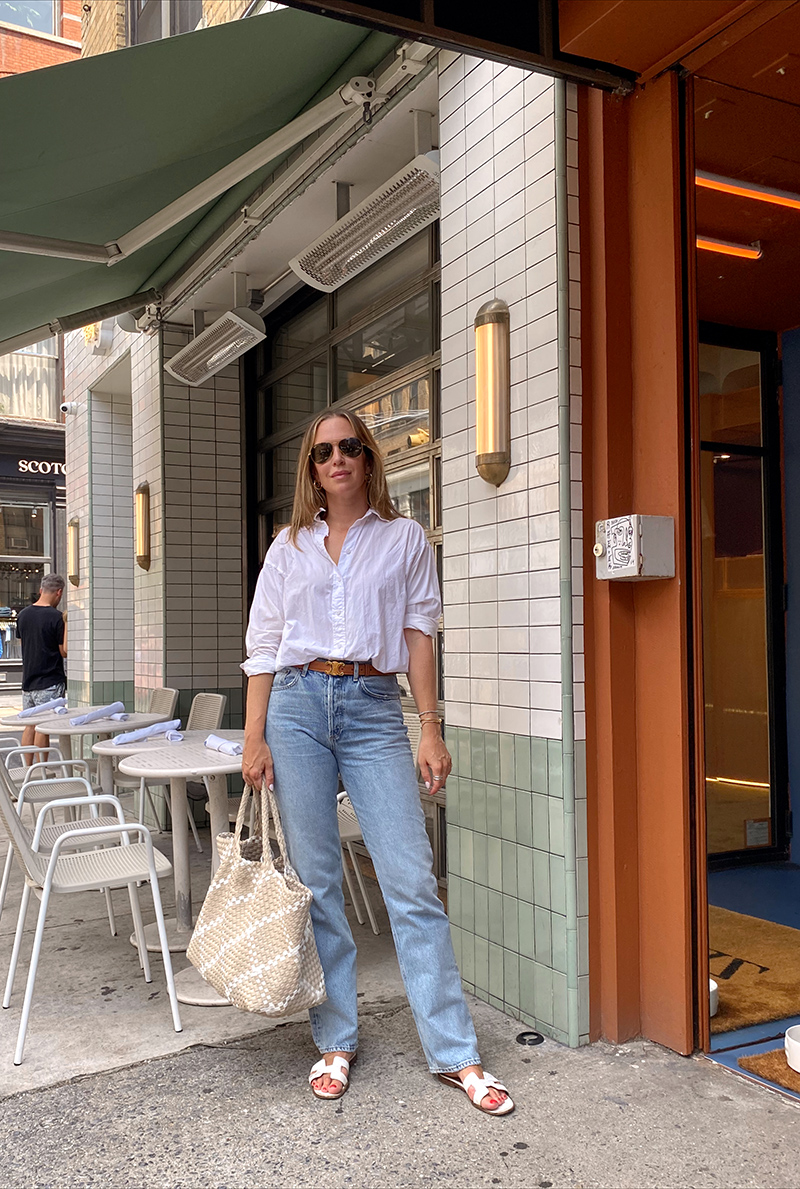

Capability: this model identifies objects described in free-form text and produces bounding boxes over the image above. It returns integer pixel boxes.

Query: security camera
[60,401,78,415]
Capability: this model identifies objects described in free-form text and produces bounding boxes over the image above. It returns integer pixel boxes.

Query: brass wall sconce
[135,483,151,571]
[474,298,511,485]
[67,518,80,587]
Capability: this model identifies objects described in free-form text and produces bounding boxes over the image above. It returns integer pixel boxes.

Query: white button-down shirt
[242,509,441,676]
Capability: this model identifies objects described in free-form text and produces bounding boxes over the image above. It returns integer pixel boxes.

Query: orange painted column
[583,73,695,1055]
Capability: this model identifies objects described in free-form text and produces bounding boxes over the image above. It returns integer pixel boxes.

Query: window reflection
[265,356,327,436]
[353,377,430,459]
[387,461,430,528]
[699,343,761,447]
[272,301,327,369]
[265,438,302,504]
[0,505,47,556]
[336,293,431,398]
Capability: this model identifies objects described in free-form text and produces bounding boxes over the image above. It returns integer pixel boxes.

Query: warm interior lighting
[706,776,771,789]
[135,483,151,571]
[696,236,762,260]
[67,518,79,587]
[474,299,510,486]
[696,170,800,211]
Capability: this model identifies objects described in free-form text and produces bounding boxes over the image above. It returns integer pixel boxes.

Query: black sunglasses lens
[311,438,363,464]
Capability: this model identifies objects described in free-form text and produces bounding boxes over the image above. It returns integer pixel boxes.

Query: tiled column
[157,328,244,727]
[438,54,588,1045]
[63,326,135,708]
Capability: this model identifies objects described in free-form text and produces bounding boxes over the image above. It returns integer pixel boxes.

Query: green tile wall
[447,725,589,1046]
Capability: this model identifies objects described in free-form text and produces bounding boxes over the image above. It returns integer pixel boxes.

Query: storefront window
[353,377,430,459]
[0,504,48,556]
[387,460,431,529]
[336,292,431,399]
[271,301,328,370]
[0,562,46,663]
[261,356,327,437]
[0,337,59,422]
[336,230,431,325]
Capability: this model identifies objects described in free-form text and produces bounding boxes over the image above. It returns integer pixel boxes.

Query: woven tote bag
[187,781,326,1016]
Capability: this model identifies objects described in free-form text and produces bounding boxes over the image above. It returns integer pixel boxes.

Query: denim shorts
[22,683,66,710]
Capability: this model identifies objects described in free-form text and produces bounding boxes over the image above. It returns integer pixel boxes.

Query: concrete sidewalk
[0,817,796,1187]
[0,995,798,1188]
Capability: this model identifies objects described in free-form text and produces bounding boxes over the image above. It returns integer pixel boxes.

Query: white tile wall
[439,57,584,745]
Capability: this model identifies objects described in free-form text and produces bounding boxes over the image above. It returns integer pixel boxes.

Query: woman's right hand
[242,739,274,790]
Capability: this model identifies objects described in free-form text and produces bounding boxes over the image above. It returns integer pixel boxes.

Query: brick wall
[203,0,250,26]
[81,0,126,57]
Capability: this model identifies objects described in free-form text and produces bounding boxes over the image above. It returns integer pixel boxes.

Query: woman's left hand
[418,730,452,795]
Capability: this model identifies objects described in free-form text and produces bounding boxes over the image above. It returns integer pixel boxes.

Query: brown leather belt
[300,659,390,677]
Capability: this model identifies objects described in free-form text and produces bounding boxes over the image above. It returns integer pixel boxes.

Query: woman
[242,408,513,1117]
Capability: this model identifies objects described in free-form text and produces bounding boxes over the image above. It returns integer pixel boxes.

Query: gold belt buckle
[324,659,347,676]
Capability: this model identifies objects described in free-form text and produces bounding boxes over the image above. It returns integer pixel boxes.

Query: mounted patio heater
[165,308,266,386]
[289,152,440,292]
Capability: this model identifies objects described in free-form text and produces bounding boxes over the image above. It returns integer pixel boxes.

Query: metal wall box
[594,515,675,581]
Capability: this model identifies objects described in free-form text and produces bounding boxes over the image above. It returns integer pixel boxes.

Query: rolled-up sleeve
[403,526,441,638]
[241,556,285,676]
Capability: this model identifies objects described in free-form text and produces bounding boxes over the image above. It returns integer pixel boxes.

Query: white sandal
[438,1069,515,1116]
[309,1053,355,1101]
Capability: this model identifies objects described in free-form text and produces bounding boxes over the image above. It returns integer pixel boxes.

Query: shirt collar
[312,506,384,535]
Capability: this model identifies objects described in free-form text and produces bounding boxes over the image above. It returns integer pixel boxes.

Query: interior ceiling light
[696,236,762,260]
[289,153,439,292]
[165,308,265,386]
[696,170,800,211]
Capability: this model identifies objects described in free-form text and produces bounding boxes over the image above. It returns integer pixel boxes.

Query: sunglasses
[309,437,364,465]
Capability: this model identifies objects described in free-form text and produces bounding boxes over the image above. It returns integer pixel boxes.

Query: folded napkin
[53,706,68,715]
[110,712,130,721]
[204,733,243,757]
[111,719,181,746]
[165,730,184,743]
[70,701,126,727]
[17,696,67,719]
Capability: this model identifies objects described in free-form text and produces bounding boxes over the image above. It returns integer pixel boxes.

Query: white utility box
[594,515,675,581]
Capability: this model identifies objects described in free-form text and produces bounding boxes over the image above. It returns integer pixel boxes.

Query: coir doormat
[738,1049,800,1095]
[709,905,800,1033]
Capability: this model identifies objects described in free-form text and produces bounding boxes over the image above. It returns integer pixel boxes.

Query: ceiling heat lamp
[165,275,265,386]
[289,152,440,292]
[696,236,762,260]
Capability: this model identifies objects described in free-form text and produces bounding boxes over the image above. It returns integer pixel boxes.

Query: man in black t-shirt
[16,574,68,754]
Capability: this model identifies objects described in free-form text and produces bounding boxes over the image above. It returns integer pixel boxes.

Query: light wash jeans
[266,665,480,1073]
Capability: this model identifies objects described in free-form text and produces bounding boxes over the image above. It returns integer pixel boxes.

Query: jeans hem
[314,1045,358,1056]
[429,1057,481,1075]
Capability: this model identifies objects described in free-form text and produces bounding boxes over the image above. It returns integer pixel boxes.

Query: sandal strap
[462,1071,508,1107]
[309,1055,351,1087]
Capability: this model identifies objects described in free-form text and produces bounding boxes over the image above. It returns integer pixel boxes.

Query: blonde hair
[288,408,400,545]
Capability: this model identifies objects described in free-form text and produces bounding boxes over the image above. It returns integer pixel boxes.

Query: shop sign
[0,456,65,479]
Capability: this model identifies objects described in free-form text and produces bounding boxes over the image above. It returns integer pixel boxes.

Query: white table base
[129,917,196,954]
[174,966,231,1007]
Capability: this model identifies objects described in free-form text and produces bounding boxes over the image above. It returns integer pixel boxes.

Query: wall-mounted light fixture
[135,483,151,571]
[67,518,80,587]
[696,170,800,211]
[474,299,511,486]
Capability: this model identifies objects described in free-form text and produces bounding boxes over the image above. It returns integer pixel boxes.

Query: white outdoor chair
[0,775,181,1065]
[0,760,117,931]
[336,793,381,936]
[157,692,228,849]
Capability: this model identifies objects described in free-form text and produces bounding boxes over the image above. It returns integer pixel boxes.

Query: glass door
[699,325,788,863]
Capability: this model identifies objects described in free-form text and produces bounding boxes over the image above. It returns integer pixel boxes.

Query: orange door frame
[582,71,700,1055]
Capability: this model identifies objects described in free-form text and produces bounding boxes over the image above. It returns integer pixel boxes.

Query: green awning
[0,10,397,348]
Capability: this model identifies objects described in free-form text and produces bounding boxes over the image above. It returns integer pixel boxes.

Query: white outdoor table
[1,708,165,763]
[119,735,244,1008]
